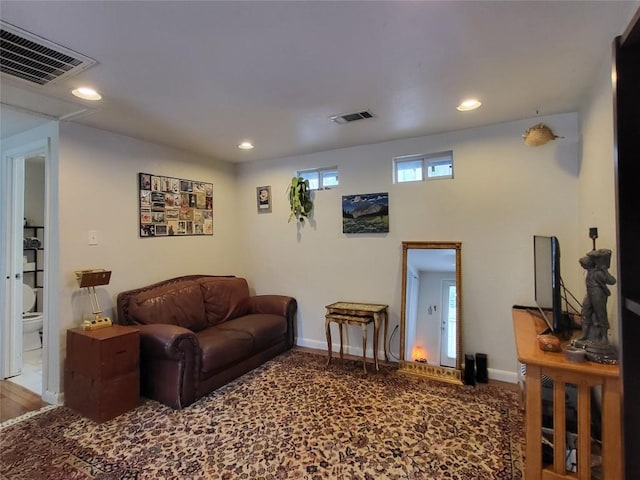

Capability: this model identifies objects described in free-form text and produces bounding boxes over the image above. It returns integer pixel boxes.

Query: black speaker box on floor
[476,353,488,383]
[464,354,475,385]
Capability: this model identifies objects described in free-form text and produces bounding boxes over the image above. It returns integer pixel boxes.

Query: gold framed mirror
[399,241,463,384]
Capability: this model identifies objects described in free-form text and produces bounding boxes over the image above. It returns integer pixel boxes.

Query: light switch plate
[88,230,98,245]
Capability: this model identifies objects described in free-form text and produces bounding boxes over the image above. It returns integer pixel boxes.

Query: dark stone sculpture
[572,249,619,364]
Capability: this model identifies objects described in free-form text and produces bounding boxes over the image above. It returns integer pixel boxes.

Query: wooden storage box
[65,325,140,423]
[64,369,139,423]
[66,325,138,378]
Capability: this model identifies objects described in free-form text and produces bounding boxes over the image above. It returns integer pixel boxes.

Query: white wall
[3,120,245,400]
[237,113,582,378]
[24,159,45,226]
[56,123,243,388]
[3,87,617,393]
[58,122,243,320]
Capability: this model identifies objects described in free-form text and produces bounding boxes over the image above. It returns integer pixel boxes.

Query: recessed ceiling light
[71,87,102,101]
[238,141,254,150]
[456,99,482,112]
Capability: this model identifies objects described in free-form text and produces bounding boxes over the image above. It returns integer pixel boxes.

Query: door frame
[404,269,419,359]
[614,9,640,478]
[2,148,25,377]
[2,140,46,379]
[1,121,60,404]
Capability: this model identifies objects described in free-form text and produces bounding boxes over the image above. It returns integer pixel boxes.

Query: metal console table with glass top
[325,301,389,373]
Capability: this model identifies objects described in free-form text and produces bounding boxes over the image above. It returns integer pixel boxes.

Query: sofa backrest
[198,277,251,326]
[117,275,251,331]
[127,279,208,331]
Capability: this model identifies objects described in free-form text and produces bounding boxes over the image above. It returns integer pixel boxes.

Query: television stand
[537,326,552,336]
[512,308,620,480]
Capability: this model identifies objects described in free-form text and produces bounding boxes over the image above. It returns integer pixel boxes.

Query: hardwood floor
[0,380,47,423]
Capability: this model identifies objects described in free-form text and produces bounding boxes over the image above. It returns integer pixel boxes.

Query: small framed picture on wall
[257,186,272,213]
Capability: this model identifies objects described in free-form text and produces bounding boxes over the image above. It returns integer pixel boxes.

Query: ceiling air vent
[330,110,374,125]
[0,21,96,86]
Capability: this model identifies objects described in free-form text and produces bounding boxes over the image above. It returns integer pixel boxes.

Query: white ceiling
[408,248,456,274]
[1,1,637,163]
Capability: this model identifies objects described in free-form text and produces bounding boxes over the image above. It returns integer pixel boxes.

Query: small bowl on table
[564,345,586,363]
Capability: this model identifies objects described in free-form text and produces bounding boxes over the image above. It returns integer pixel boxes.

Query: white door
[439,280,457,368]
[2,153,25,378]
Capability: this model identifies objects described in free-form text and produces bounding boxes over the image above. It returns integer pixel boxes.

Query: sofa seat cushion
[216,314,287,350]
[128,280,208,332]
[196,327,254,373]
[199,277,251,326]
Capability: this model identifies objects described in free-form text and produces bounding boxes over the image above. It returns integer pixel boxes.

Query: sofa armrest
[249,295,297,348]
[248,295,294,316]
[136,324,201,409]
[137,324,199,359]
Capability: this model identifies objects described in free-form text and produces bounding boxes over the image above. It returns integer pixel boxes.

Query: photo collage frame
[139,173,213,237]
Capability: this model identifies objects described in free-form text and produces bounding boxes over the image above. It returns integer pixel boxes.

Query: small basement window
[297,167,339,190]
[394,151,453,183]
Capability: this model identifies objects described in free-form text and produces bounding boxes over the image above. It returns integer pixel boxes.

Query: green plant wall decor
[287,176,313,223]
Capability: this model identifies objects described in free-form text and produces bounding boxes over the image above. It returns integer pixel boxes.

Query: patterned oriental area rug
[0,350,524,480]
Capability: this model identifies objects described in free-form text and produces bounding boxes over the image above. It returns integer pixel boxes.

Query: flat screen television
[533,235,569,335]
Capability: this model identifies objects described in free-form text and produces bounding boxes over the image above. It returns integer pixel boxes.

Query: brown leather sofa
[116,275,296,409]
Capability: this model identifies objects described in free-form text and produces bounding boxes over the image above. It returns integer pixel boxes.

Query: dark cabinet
[613,11,640,479]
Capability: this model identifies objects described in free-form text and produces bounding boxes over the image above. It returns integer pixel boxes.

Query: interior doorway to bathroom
[2,145,47,397]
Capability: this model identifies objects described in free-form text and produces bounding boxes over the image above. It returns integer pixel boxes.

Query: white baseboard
[488,368,518,384]
[296,337,388,360]
[298,337,518,383]
[42,389,63,405]
[296,337,325,351]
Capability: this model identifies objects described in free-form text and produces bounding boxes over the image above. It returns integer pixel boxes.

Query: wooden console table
[325,302,388,373]
[512,308,621,480]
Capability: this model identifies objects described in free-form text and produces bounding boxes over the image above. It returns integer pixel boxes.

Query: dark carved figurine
[573,248,618,363]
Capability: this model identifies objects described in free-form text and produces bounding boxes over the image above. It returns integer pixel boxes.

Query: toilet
[22,284,43,351]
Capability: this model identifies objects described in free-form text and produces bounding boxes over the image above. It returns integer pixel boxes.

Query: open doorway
[1,116,60,407]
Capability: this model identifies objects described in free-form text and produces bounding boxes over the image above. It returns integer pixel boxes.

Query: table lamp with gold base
[75,269,113,330]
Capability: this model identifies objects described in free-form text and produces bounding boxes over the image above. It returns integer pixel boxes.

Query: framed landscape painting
[342,192,389,234]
